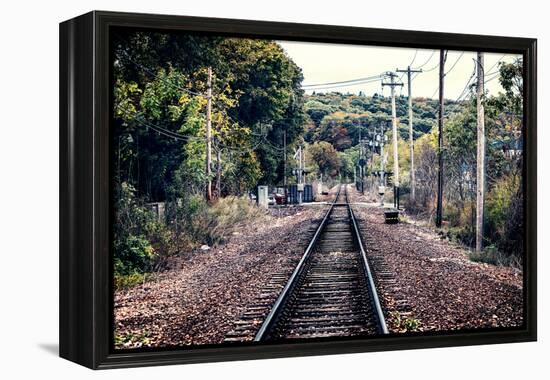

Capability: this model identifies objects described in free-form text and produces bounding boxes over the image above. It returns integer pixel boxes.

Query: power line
[429,85,439,99]
[413,50,436,70]
[409,49,419,67]
[399,50,420,82]
[444,52,465,76]
[136,117,204,142]
[119,49,206,98]
[486,54,509,74]
[423,61,441,73]
[303,77,382,91]
[117,44,247,133]
[302,74,382,89]
[116,106,205,142]
[454,66,477,103]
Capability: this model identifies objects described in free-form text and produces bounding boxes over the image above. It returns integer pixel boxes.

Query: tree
[113,31,305,199]
[308,142,341,178]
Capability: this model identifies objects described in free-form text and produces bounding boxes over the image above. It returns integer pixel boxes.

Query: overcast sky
[277,41,520,100]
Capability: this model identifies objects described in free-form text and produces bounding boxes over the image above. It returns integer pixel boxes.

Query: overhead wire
[413,50,436,70]
[409,49,419,67]
[302,74,382,88]
[119,49,206,98]
[444,51,465,76]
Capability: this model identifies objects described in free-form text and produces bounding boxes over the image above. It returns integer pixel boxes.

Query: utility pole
[378,126,387,207]
[216,146,221,199]
[283,131,287,188]
[299,145,304,203]
[358,128,365,194]
[397,66,422,204]
[476,52,485,253]
[435,50,447,228]
[382,72,403,209]
[205,66,213,202]
[283,130,287,203]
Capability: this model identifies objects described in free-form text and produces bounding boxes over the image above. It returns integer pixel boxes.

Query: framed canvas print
[59,11,537,369]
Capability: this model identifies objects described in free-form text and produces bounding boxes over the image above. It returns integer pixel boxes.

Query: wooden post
[476,52,485,253]
[216,146,221,199]
[283,130,287,204]
[435,50,446,228]
[206,66,212,201]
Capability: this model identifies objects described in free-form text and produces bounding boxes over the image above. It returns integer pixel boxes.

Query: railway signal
[293,146,306,203]
[365,125,389,206]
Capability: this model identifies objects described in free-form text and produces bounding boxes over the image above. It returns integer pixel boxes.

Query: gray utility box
[257,185,269,209]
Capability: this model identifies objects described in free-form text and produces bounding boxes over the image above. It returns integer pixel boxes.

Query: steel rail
[253,186,342,341]
[348,201,389,334]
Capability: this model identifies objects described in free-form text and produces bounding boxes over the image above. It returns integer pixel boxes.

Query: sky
[277,41,520,100]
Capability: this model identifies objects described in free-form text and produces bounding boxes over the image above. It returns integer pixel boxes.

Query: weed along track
[225,185,388,342]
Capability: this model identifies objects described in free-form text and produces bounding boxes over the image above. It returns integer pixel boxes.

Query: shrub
[469,245,521,268]
[485,173,523,261]
[184,195,266,246]
[114,234,156,275]
[207,196,266,241]
[113,182,172,287]
[113,183,267,289]
[114,271,149,289]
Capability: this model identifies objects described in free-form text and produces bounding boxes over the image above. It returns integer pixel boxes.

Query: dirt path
[114,205,327,349]
[348,185,523,333]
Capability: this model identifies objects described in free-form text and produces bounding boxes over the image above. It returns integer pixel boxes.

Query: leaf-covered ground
[115,186,523,349]
[114,205,327,349]
[349,187,523,333]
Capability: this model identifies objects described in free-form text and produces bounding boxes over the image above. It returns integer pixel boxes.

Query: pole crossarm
[396,68,423,74]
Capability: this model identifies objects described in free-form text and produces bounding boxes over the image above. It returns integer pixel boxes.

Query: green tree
[308,141,342,178]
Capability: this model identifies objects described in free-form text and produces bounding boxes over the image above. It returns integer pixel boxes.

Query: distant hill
[303,92,464,150]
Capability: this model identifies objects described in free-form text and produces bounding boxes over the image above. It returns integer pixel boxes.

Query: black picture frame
[59,10,537,369]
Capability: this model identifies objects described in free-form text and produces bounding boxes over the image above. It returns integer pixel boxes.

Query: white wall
[0,0,546,378]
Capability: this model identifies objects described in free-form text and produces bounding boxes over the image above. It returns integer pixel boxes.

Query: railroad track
[225,184,388,342]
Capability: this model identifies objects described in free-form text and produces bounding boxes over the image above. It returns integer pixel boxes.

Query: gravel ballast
[114,205,327,348]
[115,186,523,348]
[349,186,523,333]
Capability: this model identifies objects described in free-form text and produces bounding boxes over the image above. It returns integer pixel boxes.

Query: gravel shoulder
[114,204,327,348]
[349,186,523,333]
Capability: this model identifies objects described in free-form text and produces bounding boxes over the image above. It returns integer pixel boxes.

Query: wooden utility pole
[378,126,387,206]
[382,72,403,209]
[435,50,446,228]
[283,130,288,204]
[476,52,485,253]
[358,128,364,194]
[206,66,213,201]
[216,147,221,199]
[397,66,422,204]
[283,130,287,188]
